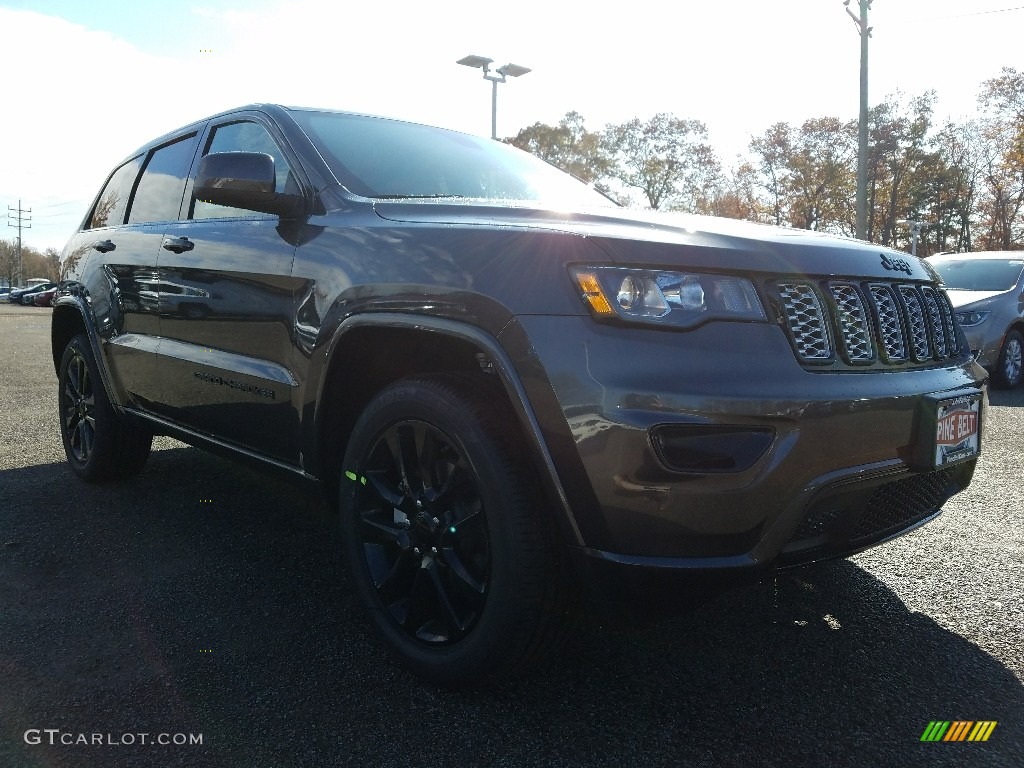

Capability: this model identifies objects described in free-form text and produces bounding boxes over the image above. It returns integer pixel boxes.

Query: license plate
[933,394,981,467]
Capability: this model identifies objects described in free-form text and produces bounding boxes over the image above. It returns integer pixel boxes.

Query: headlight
[571,266,766,329]
[955,310,990,327]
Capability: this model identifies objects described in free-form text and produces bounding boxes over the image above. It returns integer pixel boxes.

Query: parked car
[12,282,56,305]
[52,104,986,686]
[7,285,35,303]
[33,286,59,307]
[929,252,1024,388]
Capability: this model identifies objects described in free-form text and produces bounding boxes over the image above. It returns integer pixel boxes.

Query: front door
[153,116,306,462]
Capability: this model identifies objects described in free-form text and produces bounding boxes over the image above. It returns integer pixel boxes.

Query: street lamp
[456,54,531,140]
[897,218,930,258]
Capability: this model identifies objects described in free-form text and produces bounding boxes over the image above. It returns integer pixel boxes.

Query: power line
[35,200,80,209]
[936,5,1024,19]
[889,5,1024,25]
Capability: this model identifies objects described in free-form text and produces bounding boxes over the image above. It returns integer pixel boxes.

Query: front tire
[339,376,573,686]
[994,329,1023,389]
[58,334,152,482]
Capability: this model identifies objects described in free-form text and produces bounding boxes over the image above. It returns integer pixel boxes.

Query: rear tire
[338,375,574,686]
[993,329,1023,389]
[58,334,152,482]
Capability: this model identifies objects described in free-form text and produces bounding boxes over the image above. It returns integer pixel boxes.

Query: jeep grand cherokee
[52,104,986,685]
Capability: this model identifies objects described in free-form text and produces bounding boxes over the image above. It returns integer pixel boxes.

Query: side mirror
[194,152,302,217]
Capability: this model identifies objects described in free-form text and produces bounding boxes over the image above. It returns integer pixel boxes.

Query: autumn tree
[911,121,983,254]
[18,245,48,282]
[974,68,1024,249]
[784,117,857,235]
[705,162,762,221]
[748,122,793,226]
[600,113,722,211]
[866,92,936,247]
[0,239,17,288]
[505,111,610,186]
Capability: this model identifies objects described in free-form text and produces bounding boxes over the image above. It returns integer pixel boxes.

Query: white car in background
[930,252,1024,388]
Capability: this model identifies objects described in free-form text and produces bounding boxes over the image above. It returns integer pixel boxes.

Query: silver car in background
[930,252,1024,388]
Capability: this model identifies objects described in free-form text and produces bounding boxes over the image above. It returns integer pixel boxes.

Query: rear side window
[126,133,199,225]
[86,157,141,229]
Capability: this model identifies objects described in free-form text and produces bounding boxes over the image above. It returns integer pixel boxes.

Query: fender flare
[51,295,126,415]
[313,312,583,547]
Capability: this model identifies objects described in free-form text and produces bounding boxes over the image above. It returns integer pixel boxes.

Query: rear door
[76,132,200,408]
[153,114,306,462]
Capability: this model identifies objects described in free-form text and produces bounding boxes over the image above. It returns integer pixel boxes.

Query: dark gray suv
[52,104,986,685]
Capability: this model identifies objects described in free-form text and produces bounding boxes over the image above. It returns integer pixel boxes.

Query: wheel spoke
[401,569,436,637]
[363,469,403,508]
[69,420,82,453]
[80,420,94,460]
[64,405,79,431]
[447,505,484,535]
[431,465,476,513]
[440,547,486,595]
[417,426,441,500]
[67,356,83,400]
[1007,340,1021,381]
[63,380,80,406]
[424,558,469,635]
[357,509,409,547]
[394,423,423,497]
[371,547,418,605]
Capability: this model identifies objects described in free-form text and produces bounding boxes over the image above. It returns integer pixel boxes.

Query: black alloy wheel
[354,419,489,644]
[62,342,97,465]
[339,376,575,686]
[58,334,152,482]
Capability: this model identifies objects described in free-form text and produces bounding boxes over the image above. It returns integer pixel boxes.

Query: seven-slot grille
[776,280,961,367]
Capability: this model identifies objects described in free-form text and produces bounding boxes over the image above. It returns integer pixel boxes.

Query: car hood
[373,200,935,281]
[944,289,1008,309]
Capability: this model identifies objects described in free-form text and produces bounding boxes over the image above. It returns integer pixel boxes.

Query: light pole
[456,55,531,140]
[897,218,930,258]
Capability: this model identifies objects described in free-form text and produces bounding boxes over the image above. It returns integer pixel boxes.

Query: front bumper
[510,315,986,580]
[962,327,1001,369]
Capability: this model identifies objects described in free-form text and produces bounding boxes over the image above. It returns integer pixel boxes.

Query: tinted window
[932,259,1024,291]
[192,121,293,220]
[127,134,199,224]
[87,157,142,229]
[289,110,611,206]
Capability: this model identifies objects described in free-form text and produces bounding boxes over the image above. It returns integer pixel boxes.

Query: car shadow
[989,387,1024,407]
[0,448,1020,768]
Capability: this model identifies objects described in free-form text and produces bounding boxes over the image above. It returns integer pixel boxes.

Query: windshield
[289,110,613,207]
[931,258,1024,291]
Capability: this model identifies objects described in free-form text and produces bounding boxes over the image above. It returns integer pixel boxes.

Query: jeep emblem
[880,254,913,275]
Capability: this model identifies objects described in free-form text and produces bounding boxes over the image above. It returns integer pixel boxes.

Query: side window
[86,157,142,229]
[126,134,199,225]
[192,121,294,220]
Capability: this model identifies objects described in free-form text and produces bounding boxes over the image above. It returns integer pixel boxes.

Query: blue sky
[1,0,1020,251]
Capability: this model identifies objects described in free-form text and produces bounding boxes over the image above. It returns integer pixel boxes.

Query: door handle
[94,239,116,253]
[162,236,195,254]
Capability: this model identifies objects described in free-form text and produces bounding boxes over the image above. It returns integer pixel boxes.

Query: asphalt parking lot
[1,301,1021,768]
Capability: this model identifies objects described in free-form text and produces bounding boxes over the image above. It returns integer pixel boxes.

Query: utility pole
[845,0,872,241]
[7,199,32,288]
